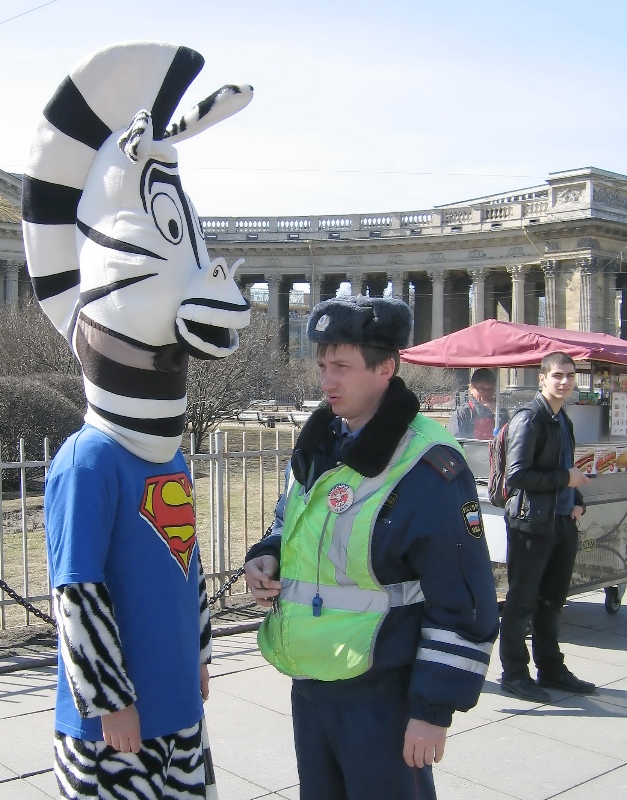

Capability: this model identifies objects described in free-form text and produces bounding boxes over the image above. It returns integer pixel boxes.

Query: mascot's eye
[151,192,184,244]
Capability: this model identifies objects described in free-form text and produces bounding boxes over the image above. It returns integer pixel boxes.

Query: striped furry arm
[198,555,212,664]
[53,583,137,718]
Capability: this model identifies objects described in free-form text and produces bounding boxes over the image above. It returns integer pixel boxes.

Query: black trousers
[499,515,579,681]
[292,667,437,800]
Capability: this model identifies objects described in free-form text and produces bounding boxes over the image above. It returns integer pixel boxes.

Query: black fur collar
[293,376,419,479]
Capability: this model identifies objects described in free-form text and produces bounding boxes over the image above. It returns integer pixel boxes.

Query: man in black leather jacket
[500,351,596,702]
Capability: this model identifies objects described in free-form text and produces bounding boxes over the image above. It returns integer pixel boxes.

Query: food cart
[401,319,627,613]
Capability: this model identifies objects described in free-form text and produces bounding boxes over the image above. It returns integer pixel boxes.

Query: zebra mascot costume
[22,41,252,800]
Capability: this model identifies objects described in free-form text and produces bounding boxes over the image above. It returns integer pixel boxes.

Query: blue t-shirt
[45,425,203,740]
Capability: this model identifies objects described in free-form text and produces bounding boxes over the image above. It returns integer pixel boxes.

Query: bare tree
[186,311,284,450]
[276,357,321,409]
[0,301,81,376]
[398,364,458,410]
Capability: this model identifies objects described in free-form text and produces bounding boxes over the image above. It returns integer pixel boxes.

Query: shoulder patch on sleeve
[421,444,466,482]
[461,500,484,539]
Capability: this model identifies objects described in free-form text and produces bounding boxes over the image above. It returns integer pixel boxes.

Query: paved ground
[0,588,625,799]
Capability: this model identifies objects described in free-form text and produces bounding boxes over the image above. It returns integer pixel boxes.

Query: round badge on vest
[327,483,353,513]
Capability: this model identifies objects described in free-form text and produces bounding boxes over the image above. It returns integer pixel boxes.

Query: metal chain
[207,521,274,606]
[0,523,275,621]
[0,578,56,626]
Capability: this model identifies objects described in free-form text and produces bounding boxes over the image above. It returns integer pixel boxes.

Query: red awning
[400,320,627,368]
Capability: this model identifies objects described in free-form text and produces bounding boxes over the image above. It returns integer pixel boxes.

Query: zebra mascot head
[22,41,253,462]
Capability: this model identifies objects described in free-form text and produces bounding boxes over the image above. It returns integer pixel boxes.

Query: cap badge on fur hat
[307,295,412,350]
[315,314,331,331]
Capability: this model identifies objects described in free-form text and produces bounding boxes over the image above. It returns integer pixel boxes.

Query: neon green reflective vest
[258,413,465,681]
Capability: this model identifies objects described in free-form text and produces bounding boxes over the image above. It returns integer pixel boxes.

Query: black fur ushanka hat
[307,295,412,350]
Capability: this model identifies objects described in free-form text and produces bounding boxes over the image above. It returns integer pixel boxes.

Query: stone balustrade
[199,168,627,243]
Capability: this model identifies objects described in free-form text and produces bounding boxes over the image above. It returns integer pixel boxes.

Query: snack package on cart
[574,446,596,475]
[616,446,627,472]
[594,446,617,475]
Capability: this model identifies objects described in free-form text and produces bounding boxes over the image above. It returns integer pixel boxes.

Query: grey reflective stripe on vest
[327,428,441,587]
[280,577,424,614]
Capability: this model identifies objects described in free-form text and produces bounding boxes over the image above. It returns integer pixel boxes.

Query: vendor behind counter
[448,368,510,440]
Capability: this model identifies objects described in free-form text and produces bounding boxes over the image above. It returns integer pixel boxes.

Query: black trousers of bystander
[499,515,579,681]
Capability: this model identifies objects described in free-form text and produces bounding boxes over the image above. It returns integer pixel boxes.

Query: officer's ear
[380,357,396,381]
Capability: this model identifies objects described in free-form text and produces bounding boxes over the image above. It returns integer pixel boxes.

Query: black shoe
[501,676,551,702]
[537,668,596,694]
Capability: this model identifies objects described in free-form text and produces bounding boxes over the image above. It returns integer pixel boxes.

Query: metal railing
[0,429,295,629]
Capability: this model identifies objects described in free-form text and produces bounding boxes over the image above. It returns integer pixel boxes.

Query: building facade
[0,170,28,307]
[4,166,627,363]
[199,167,627,359]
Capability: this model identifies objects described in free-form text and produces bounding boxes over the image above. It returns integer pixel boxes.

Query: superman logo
[140,472,196,577]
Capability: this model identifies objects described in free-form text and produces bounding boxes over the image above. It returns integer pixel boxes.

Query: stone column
[541,260,557,328]
[577,257,594,332]
[0,261,5,306]
[309,274,322,311]
[389,271,406,300]
[5,261,21,307]
[266,273,281,319]
[469,268,486,325]
[607,267,619,336]
[411,273,432,345]
[506,264,527,324]
[350,272,364,297]
[428,270,445,339]
[594,259,611,333]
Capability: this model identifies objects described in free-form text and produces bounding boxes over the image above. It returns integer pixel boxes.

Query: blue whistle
[312,593,323,617]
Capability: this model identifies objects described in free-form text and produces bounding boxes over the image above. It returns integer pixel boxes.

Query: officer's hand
[403,718,447,768]
[101,704,141,753]
[244,556,281,607]
[568,467,591,488]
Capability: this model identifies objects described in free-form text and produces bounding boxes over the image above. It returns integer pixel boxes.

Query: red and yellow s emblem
[140,473,196,577]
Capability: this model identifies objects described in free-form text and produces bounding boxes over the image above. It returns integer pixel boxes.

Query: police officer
[244,295,499,800]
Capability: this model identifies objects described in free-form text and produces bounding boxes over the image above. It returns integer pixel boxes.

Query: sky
[2,0,627,219]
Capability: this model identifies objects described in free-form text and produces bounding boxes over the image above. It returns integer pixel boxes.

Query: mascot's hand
[200,663,210,701]
[101,704,142,753]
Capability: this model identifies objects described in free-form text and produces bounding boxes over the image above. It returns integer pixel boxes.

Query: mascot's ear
[118,109,154,163]
[164,83,253,143]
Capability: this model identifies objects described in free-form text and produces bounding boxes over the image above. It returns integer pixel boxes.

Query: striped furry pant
[54,721,217,799]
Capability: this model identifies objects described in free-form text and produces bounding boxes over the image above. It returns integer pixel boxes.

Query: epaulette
[422,444,466,482]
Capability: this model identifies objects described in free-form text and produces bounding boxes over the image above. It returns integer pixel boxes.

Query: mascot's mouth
[175,296,250,361]
[175,317,237,361]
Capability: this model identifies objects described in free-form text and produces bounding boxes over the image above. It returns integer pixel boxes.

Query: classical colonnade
[3,167,627,364]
